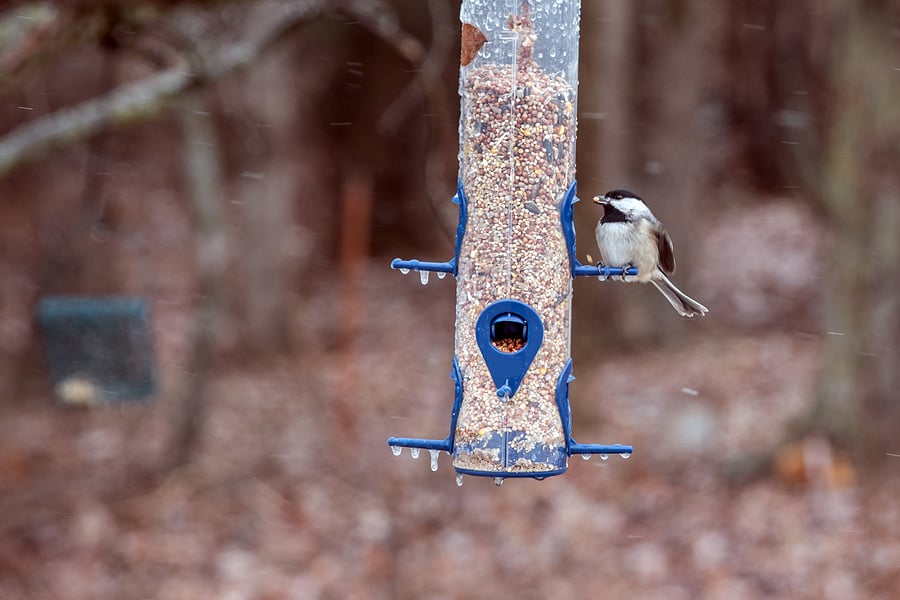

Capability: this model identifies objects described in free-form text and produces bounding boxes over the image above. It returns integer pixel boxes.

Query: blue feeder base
[387,356,633,480]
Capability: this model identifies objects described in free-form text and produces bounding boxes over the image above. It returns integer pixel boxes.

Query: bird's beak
[592,195,609,206]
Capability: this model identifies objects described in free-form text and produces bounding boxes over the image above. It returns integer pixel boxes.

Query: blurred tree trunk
[625,0,722,340]
[578,0,718,349]
[574,0,657,349]
[333,169,372,454]
[598,0,639,185]
[806,2,900,453]
[170,93,227,468]
[227,38,315,355]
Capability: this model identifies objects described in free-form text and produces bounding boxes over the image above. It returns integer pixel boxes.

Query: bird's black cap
[601,189,644,201]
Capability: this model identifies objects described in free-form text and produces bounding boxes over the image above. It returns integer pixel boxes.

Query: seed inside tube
[492,337,526,353]
[452,6,577,477]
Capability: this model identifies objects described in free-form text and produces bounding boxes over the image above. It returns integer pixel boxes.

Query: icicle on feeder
[388,0,632,482]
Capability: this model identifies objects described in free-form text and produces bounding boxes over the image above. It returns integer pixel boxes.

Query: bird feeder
[36,296,157,405]
[389,0,633,483]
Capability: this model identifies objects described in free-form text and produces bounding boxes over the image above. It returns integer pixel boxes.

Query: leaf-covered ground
[2,203,899,599]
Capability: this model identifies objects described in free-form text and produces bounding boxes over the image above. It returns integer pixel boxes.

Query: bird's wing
[656,227,676,275]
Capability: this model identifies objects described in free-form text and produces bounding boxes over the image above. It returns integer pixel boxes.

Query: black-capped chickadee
[592,189,708,318]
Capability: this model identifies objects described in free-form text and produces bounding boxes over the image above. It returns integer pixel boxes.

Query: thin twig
[376,0,453,135]
[342,0,425,64]
[0,1,332,177]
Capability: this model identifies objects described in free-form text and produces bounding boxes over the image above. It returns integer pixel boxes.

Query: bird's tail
[651,271,709,318]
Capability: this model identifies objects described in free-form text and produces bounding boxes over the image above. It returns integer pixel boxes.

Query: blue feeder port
[475,300,543,399]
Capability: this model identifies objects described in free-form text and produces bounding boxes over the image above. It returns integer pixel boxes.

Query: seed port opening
[490,313,527,353]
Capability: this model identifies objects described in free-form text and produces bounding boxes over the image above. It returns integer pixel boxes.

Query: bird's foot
[620,264,635,282]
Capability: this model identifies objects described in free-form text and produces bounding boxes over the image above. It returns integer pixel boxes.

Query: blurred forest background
[1,0,899,598]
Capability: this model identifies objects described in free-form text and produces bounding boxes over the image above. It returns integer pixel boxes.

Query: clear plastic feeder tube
[453,0,581,476]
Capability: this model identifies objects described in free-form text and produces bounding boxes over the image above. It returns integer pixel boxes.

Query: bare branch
[0,4,173,86]
[342,0,425,64]
[0,0,425,178]
[0,67,193,177]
